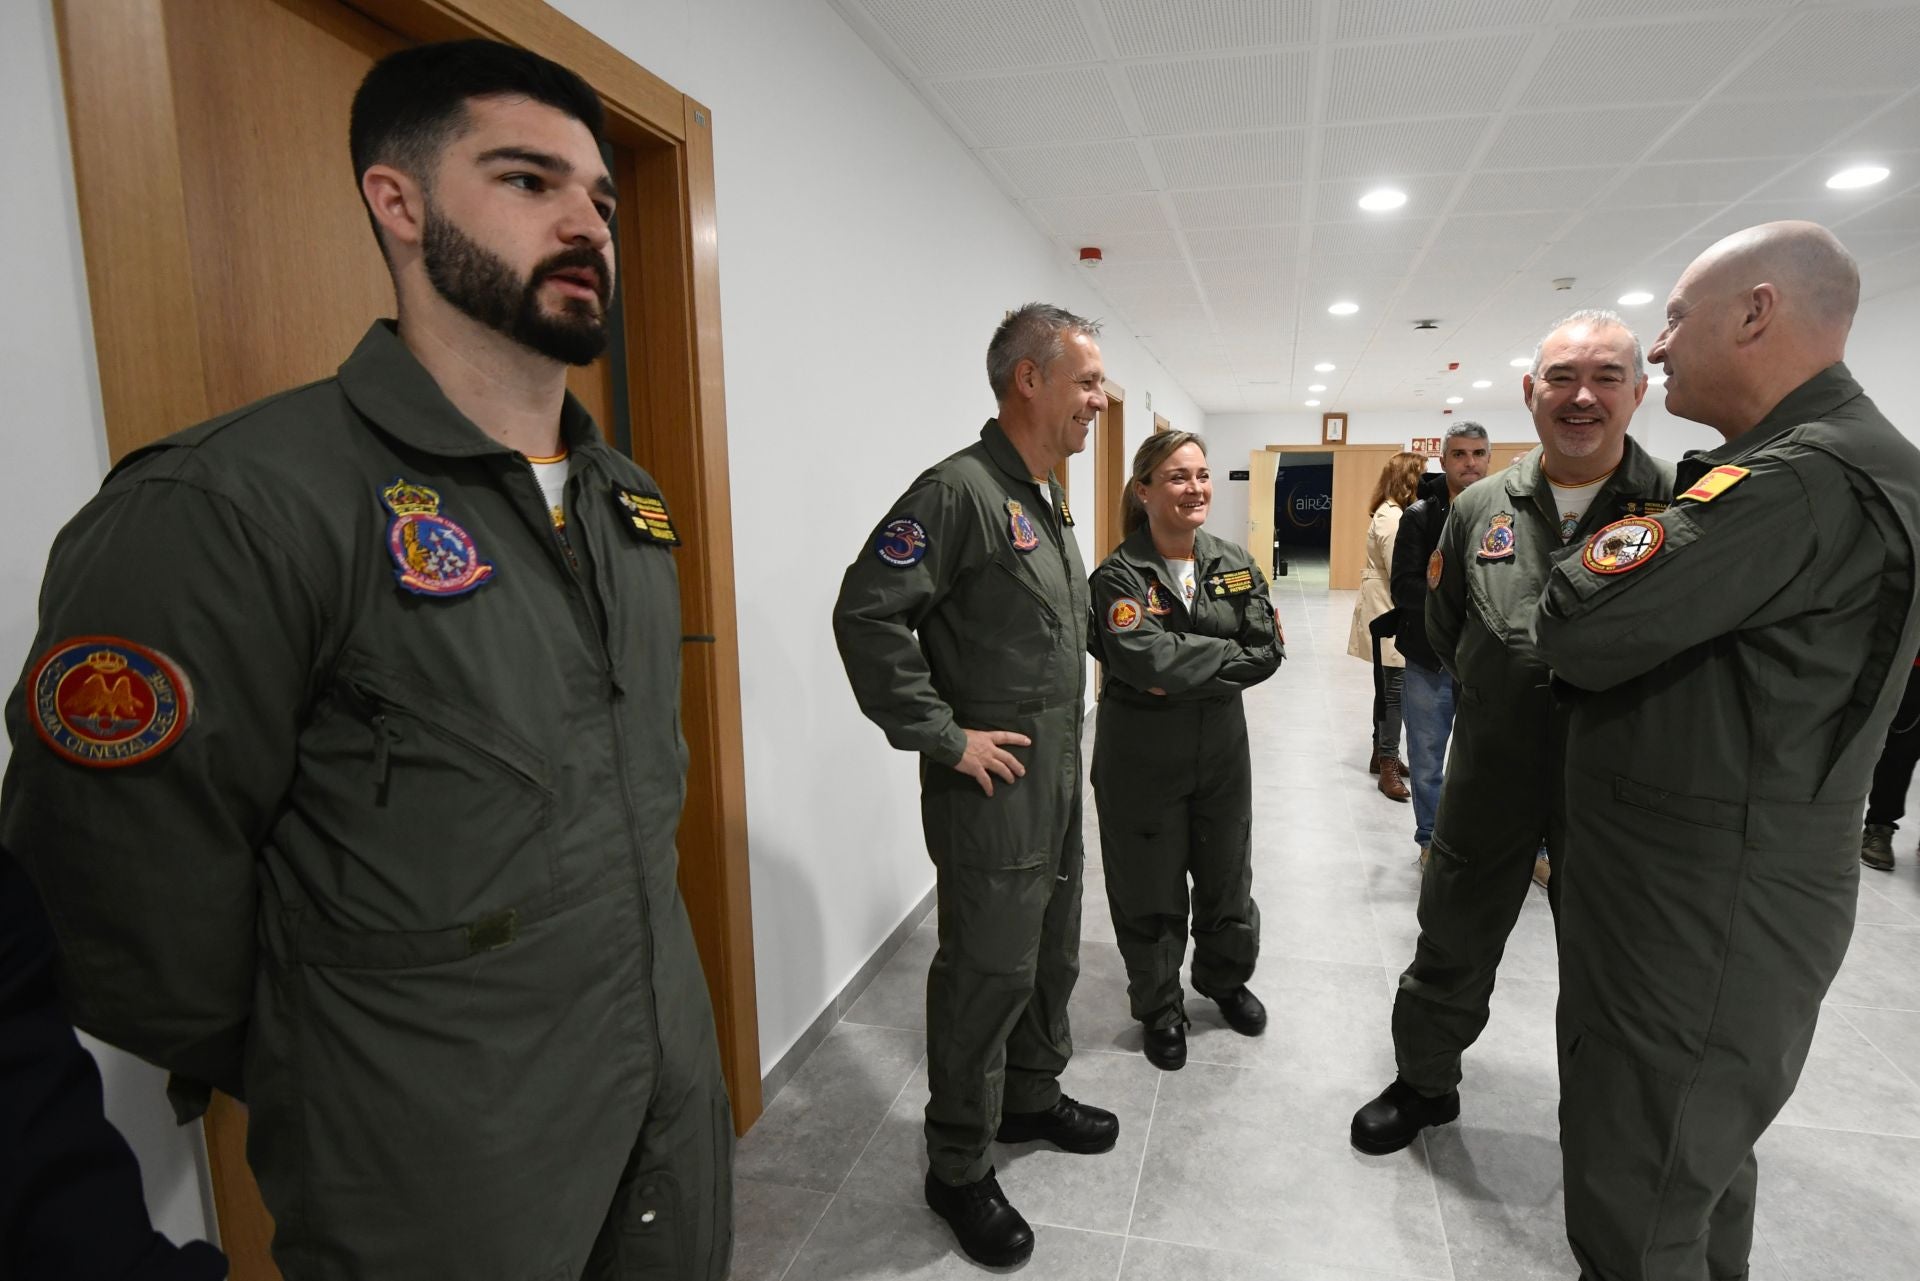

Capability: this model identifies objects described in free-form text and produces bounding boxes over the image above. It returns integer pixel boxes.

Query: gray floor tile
[782,1195,1127,1280]
[1120,1236,1442,1279]
[1426,1088,1572,1280]
[731,1177,833,1281]
[1855,878,1919,926]
[1836,1004,1920,1085]
[1181,957,1398,1082]
[737,1023,924,1192]
[1753,1123,1920,1280]
[843,921,936,1032]
[1826,923,1920,1012]
[1131,1062,1452,1276]
[1774,1008,1920,1136]
[1258,878,1388,967]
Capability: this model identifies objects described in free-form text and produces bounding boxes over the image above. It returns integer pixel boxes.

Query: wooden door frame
[1093,380,1127,564]
[53,0,760,1259]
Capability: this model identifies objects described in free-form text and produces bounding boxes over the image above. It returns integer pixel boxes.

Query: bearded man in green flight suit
[833,304,1119,1271]
[1537,222,1920,1281]
[1350,309,1674,1156]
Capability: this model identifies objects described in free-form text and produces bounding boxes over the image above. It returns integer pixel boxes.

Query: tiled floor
[736,562,1920,1279]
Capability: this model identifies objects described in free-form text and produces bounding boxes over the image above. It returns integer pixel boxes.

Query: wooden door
[1489,441,1536,475]
[1245,448,1279,586]
[55,1,758,1275]
[1329,446,1406,590]
[1093,381,1127,564]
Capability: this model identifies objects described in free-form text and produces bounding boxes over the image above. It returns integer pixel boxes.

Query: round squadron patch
[1582,516,1664,575]
[1426,548,1444,591]
[382,479,495,597]
[875,517,928,567]
[1107,597,1143,633]
[29,636,192,768]
[1145,582,1176,616]
[1478,513,1517,561]
[1007,499,1040,553]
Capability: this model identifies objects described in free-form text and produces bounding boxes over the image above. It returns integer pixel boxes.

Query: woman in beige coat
[1347,452,1427,800]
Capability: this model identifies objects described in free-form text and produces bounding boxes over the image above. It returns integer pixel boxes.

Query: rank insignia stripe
[1006,499,1040,553]
[1478,512,1517,561]
[1145,582,1175,616]
[615,488,682,546]
[1426,548,1444,591]
[381,478,495,597]
[1107,597,1143,632]
[1059,498,1075,527]
[875,516,928,567]
[1678,465,1751,504]
[29,636,193,768]
[1582,515,1665,575]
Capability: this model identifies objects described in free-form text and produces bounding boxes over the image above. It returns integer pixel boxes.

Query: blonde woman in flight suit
[1088,432,1285,1071]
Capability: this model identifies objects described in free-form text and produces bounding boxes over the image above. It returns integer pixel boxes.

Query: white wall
[1847,279,1920,421]
[1,0,215,1250]
[543,0,1199,1071]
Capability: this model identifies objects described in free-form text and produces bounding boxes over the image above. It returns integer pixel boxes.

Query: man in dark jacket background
[1389,423,1490,862]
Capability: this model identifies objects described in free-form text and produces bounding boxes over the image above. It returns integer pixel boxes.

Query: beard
[421,204,611,366]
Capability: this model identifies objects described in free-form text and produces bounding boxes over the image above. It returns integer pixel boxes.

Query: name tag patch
[1207,569,1255,599]
[616,488,682,546]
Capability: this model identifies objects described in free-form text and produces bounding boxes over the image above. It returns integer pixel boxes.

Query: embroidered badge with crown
[29,636,192,767]
[382,479,495,597]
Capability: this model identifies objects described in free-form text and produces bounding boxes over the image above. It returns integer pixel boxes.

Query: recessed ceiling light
[1308,383,1327,392]
[1618,290,1654,306]
[1357,187,1408,212]
[1446,396,1464,405]
[1328,301,1359,316]
[1827,165,1890,190]
[1509,357,1530,368]
[1305,399,1322,407]
[1314,361,1336,372]
[1472,379,1492,389]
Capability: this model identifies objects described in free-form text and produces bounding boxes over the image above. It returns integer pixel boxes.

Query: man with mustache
[1351,310,1673,1156]
[1537,222,1920,1281]
[2,40,730,1280]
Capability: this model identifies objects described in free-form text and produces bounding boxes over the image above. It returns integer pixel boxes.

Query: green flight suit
[1087,526,1283,1028]
[1537,365,1920,1281]
[832,420,1089,1187]
[1397,439,1674,1097]
[1,322,732,1281]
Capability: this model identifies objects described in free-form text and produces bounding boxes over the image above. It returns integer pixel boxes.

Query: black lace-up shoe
[1863,822,1897,871]
[1203,985,1268,1036]
[1143,1023,1186,1071]
[995,1093,1119,1154]
[925,1168,1033,1267]
[1350,1078,1461,1155]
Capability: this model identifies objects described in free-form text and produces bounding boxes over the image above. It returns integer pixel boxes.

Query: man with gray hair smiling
[1351,309,1673,1157]
[1537,222,1920,1281]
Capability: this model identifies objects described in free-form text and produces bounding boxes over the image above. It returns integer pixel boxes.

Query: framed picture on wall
[1321,411,1347,445]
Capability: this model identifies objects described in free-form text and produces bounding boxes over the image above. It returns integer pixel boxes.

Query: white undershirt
[1166,557,1197,606]
[530,454,571,529]
[1547,470,1610,543]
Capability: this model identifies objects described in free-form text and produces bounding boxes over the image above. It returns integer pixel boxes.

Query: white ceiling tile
[1126,51,1315,133]
[1836,194,1920,241]
[1430,209,1574,249]
[1649,93,1895,162]
[1480,105,1685,170]
[1833,92,1920,159]
[1184,224,1300,260]
[851,0,1095,74]
[1336,0,1548,39]
[1028,190,1173,238]
[1099,0,1315,57]
[1170,185,1305,229]
[1452,167,1618,214]
[1097,260,1199,294]
[985,140,1151,198]
[1327,32,1533,122]
[1743,7,1920,94]
[1151,129,1310,188]
[1319,116,1496,181]
[1309,218,1436,257]
[1862,247,1920,299]
[1568,0,1794,17]
[1617,158,1798,207]
[930,70,1128,146]
[1061,228,1185,261]
[1518,17,1778,110]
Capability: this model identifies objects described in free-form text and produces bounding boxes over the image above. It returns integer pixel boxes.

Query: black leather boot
[924,1168,1034,1267]
[995,1094,1119,1153]
[1143,1023,1186,1070]
[1349,1079,1460,1155]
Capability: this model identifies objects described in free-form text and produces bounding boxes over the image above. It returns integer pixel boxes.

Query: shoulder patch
[30,637,193,768]
[1426,547,1444,591]
[383,478,496,596]
[615,487,683,546]
[875,517,928,567]
[1582,516,1665,575]
[1107,597,1143,633]
[1678,465,1750,504]
[1478,512,1517,561]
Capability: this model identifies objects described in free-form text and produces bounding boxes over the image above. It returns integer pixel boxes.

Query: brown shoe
[1378,757,1410,802]
[1532,854,1551,889]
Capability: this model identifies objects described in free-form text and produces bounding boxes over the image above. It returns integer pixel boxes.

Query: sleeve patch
[1426,548,1444,591]
[875,517,929,567]
[1678,466,1750,504]
[1106,597,1143,632]
[1581,516,1665,575]
[29,636,193,768]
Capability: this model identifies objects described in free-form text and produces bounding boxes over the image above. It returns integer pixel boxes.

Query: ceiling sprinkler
[1553,277,1576,291]
[1413,319,1439,330]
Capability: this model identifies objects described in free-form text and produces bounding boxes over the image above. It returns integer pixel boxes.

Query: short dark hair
[986,303,1102,401]
[350,39,606,203]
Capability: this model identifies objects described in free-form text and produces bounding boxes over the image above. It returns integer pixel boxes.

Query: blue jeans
[1402,662,1457,848]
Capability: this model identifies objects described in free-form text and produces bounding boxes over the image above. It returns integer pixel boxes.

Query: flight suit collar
[1114,522,1227,572]
[980,418,1061,500]
[338,320,607,466]
[1693,363,1864,467]
[1504,434,1665,509]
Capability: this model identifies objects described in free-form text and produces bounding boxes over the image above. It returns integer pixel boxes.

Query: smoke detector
[1412,319,1439,330]
[1552,276,1576,291]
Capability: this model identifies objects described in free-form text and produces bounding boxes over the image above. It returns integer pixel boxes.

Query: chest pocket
[291,658,559,940]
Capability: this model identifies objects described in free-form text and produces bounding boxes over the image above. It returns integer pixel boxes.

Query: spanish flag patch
[1679,465,1750,504]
